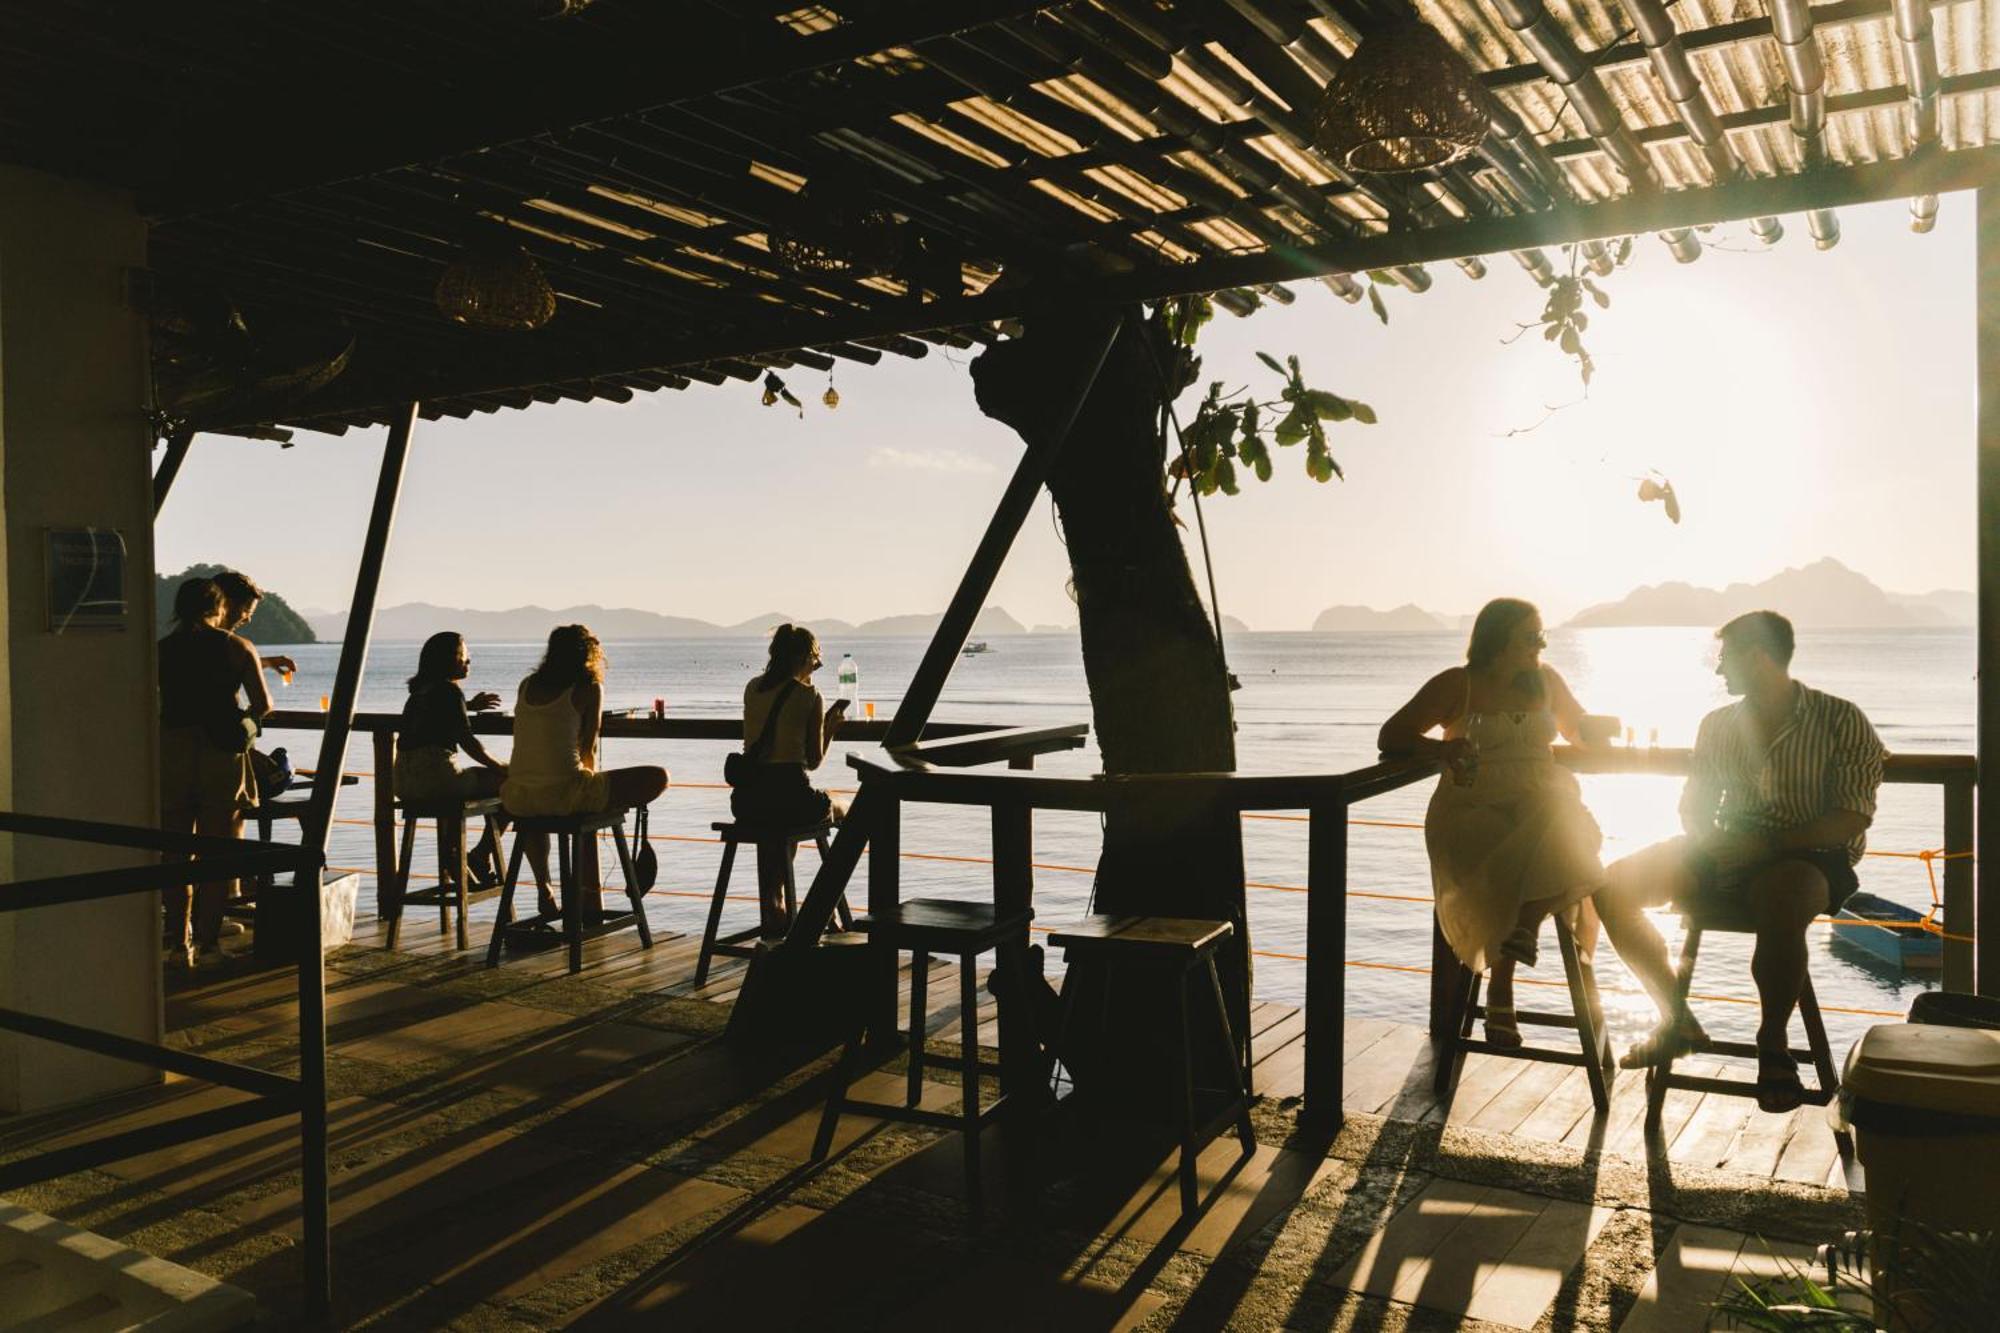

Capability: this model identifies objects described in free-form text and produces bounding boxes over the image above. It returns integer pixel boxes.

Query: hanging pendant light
[435,231,557,331]
[822,373,840,409]
[1311,20,1489,174]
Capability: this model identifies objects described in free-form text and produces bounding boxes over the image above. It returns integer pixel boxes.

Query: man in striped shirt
[1597,610,1887,1112]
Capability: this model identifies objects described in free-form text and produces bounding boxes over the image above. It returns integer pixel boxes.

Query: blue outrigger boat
[1831,892,1943,971]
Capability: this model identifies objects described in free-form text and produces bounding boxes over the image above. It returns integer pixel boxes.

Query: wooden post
[372,730,396,920]
[151,429,193,517]
[1980,188,2000,996]
[881,307,1124,749]
[865,789,901,1048]
[1303,795,1346,1124]
[297,403,418,1319]
[1946,775,1975,992]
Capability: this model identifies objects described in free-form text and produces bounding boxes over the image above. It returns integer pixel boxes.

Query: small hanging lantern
[435,232,557,331]
[768,185,901,278]
[761,372,802,416]
[822,373,840,410]
[1310,20,1489,174]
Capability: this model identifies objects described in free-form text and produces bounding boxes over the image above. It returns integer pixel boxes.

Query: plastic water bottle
[837,654,859,710]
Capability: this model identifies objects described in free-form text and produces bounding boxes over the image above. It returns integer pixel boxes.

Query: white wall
[0,163,160,1112]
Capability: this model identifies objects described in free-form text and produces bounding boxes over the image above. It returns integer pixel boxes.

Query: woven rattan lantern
[768,187,901,278]
[1311,21,1488,173]
[435,237,557,331]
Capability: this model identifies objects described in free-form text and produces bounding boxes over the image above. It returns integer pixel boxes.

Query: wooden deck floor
[0,885,1869,1330]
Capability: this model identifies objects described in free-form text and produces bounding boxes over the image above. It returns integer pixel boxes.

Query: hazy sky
[158,195,1976,631]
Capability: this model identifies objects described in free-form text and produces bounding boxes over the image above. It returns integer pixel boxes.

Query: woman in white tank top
[501,625,669,911]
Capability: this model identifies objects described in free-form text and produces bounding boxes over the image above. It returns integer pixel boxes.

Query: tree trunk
[972,305,1250,1090]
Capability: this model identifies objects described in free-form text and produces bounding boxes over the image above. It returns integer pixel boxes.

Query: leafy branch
[1168,353,1377,496]
[1504,238,1631,388]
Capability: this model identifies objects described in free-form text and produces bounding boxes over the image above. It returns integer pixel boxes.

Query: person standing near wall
[159,577,271,967]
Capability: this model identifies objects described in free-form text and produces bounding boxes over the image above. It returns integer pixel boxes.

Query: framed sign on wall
[47,527,128,632]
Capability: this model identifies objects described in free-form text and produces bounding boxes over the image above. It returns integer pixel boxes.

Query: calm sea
[269,626,1973,1055]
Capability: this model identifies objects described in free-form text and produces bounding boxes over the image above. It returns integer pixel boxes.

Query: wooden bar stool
[485,807,653,974]
[1432,910,1616,1114]
[694,819,853,985]
[385,795,504,951]
[812,898,1031,1213]
[1048,915,1256,1217]
[1646,899,1844,1129]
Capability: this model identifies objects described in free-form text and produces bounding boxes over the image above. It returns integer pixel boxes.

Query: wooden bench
[485,807,653,975]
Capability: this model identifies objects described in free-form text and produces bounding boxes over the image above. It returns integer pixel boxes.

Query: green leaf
[1560,326,1581,355]
[1273,405,1310,447]
[1582,278,1610,308]
[1301,390,1348,421]
[1367,283,1388,325]
[1256,351,1285,375]
[1215,456,1239,495]
[1350,401,1377,425]
[1571,310,1588,332]
[1543,322,1561,341]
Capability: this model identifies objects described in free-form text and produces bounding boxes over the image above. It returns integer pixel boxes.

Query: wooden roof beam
[145,0,1066,219]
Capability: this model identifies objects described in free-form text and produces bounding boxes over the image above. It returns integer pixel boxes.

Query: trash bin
[1907,990,2000,1029]
[1839,1023,2000,1234]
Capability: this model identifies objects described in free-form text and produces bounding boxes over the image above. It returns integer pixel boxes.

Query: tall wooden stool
[485,807,653,974]
[694,819,852,985]
[812,899,1030,1213]
[386,796,503,951]
[1646,899,1843,1130]
[1433,910,1616,1113]
[1048,915,1256,1217]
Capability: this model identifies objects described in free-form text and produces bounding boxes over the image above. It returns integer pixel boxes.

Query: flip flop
[1756,1050,1806,1114]
[1620,1013,1708,1069]
[1484,1004,1524,1050]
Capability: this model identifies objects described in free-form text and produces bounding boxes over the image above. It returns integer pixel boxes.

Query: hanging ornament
[822,373,840,410]
[435,230,557,331]
[761,372,803,417]
[1310,20,1489,173]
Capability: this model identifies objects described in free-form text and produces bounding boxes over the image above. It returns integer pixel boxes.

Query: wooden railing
[841,745,1980,1128]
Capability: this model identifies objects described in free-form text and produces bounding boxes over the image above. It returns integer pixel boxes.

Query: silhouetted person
[1597,610,1885,1112]
[396,631,509,885]
[1380,598,1605,1046]
[159,577,270,968]
[734,624,849,936]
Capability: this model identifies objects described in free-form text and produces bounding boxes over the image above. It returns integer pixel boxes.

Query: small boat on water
[1830,891,1943,971]
[961,641,992,655]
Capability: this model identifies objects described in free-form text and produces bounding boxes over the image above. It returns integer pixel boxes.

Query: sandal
[1484,1004,1524,1051]
[1756,1049,1806,1114]
[1620,1012,1708,1070]
[467,842,503,890]
[1499,926,1539,968]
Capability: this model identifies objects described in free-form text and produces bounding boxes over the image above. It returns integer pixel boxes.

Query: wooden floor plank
[1466,1197,1615,1329]
[1327,1178,1495,1300]
[1465,1059,1573,1138]
[1441,1049,1534,1128]
[1514,1063,1613,1146]
[1388,1186,1543,1319]
[1668,1091,1755,1170]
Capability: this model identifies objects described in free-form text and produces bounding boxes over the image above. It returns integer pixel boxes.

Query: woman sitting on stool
[395,631,511,887]
[502,624,667,915]
[734,624,848,936]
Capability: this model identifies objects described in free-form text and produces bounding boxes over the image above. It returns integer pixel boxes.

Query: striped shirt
[1680,682,1887,864]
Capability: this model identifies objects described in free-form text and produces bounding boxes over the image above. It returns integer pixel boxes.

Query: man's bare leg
[1747,861,1827,1052]
[1597,839,1697,1021]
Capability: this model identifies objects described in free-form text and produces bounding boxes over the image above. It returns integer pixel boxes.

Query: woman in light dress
[734,624,849,936]
[1378,599,1604,1046]
[502,625,667,914]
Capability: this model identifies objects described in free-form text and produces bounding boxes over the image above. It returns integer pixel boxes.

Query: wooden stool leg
[611,820,653,948]
[486,837,528,967]
[960,951,982,1212]
[451,815,471,947]
[1176,963,1200,1216]
[386,813,419,950]
[560,833,583,974]
[695,839,738,987]
[818,831,853,930]
[1434,964,1479,1099]
[1205,955,1256,1154]
[1798,972,1838,1094]
[1557,916,1612,1114]
[1648,926,1704,1125]
[780,842,799,922]
[908,949,929,1107]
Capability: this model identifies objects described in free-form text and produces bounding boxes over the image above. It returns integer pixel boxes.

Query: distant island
[156,564,316,643]
[306,602,1029,643]
[1564,558,1972,628]
[1310,559,1971,632]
